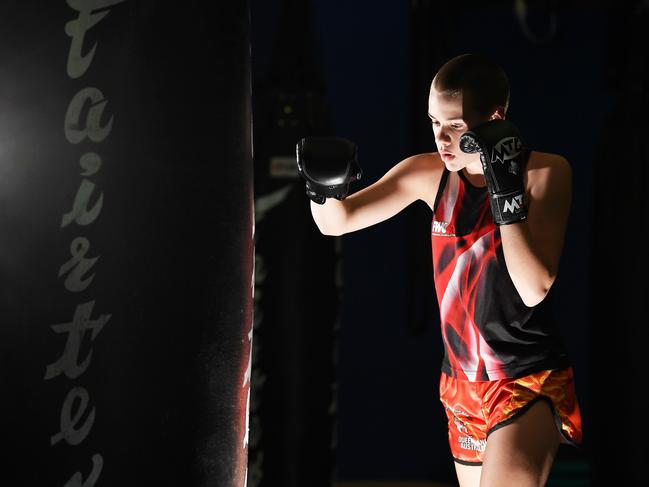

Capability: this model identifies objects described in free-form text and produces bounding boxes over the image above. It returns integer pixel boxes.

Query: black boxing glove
[295,136,362,205]
[459,119,528,226]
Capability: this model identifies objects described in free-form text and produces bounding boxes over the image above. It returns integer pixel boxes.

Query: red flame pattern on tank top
[431,167,570,381]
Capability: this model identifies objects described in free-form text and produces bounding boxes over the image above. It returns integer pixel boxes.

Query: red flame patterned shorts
[439,366,583,465]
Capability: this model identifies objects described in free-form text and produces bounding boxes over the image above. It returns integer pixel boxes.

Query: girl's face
[427,85,501,173]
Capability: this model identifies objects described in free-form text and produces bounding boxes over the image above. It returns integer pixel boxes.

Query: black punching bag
[0,2,252,486]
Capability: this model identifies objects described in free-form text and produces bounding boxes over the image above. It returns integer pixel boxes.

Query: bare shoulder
[525,151,572,197]
[403,152,445,210]
[403,151,444,173]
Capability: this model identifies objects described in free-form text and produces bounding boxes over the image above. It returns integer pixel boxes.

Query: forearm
[310,199,347,236]
[499,220,554,307]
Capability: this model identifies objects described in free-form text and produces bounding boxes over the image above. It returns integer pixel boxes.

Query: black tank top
[431,157,571,381]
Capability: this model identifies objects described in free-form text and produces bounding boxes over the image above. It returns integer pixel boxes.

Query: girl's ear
[491,106,506,120]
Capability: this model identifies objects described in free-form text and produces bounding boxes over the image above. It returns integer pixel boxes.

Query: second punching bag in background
[249,0,341,485]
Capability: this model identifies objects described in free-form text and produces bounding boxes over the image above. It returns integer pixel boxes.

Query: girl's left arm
[499,155,572,307]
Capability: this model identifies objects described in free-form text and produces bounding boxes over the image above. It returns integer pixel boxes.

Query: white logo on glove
[491,137,522,164]
[503,194,524,213]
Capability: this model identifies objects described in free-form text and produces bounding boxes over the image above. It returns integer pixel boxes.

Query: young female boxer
[298,53,583,487]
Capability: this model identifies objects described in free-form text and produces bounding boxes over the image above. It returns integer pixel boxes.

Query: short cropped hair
[432,53,510,119]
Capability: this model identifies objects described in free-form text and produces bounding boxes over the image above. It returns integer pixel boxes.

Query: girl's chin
[443,158,463,170]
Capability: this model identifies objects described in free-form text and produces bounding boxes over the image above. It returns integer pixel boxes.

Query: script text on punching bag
[43,1,126,486]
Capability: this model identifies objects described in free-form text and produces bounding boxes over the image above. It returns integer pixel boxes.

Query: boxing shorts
[439,366,583,465]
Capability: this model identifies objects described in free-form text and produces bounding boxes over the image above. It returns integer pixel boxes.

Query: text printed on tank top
[432,220,455,236]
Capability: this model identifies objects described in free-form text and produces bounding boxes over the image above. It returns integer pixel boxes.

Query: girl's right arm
[311,152,443,236]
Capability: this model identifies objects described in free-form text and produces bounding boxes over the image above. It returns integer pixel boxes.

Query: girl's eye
[431,120,463,130]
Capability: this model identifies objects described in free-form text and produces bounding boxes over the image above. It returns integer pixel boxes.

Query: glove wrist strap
[489,188,527,226]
